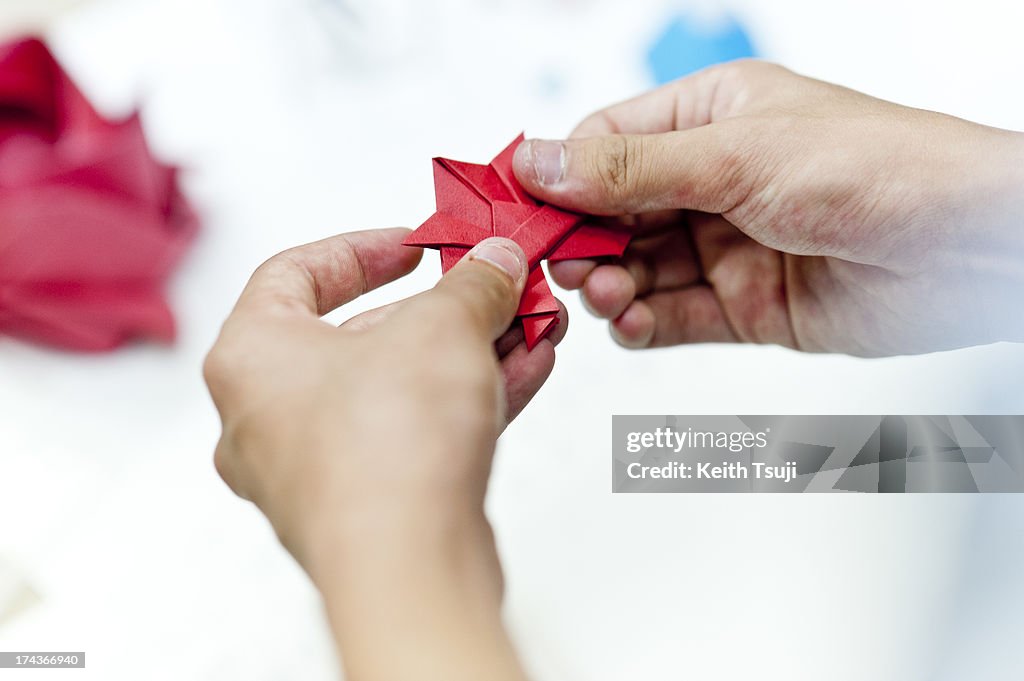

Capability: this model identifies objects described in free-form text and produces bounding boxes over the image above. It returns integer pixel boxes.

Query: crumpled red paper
[0,37,198,351]
[405,134,630,349]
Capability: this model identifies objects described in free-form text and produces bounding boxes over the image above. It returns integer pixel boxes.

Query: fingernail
[520,139,565,187]
[468,238,526,285]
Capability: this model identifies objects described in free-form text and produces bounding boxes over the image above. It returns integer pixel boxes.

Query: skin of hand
[512,60,1024,357]
[204,229,555,681]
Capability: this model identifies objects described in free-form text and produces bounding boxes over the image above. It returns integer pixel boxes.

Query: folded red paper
[405,135,630,349]
[0,37,198,351]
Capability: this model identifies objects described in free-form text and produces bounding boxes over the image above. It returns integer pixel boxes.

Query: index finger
[234,227,423,319]
[569,59,783,138]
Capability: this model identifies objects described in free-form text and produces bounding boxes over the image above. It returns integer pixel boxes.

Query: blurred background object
[647,13,755,83]
[1,0,1022,679]
[0,38,198,351]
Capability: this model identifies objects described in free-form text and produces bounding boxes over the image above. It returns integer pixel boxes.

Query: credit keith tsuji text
[625,460,798,483]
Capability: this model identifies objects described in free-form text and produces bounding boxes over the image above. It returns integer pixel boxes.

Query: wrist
[948,127,1024,343]
[291,489,494,594]
[981,128,1024,325]
[298,499,518,681]
[980,129,1024,210]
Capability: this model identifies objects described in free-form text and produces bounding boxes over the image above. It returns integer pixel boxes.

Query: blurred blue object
[647,15,756,85]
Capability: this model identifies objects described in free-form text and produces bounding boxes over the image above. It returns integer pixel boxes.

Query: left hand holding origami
[512,61,1024,356]
[205,227,547,681]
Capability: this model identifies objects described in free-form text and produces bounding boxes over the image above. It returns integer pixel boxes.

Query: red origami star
[404,134,630,349]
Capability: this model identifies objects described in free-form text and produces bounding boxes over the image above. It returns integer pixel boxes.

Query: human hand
[513,60,1024,356]
[204,228,553,681]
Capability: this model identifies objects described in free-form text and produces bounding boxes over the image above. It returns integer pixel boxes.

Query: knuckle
[699,122,763,214]
[708,58,749,82]
[203,324,260,402]
[202,343,232,394]
[716,58,786,84]
[252,248,325,311]
[596,136,629,194]
[751,60,793,78]
[623,256,655,297]
[592,136,645,204]
[212,441,232,485]
[706,60,795,119]
[212,430,254,501]
[252,252,288,282]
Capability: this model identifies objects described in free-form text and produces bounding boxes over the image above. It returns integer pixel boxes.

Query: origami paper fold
[0,37,197,351]
[405,135,630,349]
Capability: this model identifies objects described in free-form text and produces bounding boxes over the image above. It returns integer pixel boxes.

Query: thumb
[422,237,528,341]
[512,129,748,216]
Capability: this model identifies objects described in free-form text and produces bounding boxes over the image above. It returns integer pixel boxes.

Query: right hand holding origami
[204,229,550,681]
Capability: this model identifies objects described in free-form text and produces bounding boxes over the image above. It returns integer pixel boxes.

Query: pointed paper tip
[499,132,526,156]
[523,314,559,350]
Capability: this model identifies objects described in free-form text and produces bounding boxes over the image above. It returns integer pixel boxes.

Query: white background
[1,0,1023,678]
